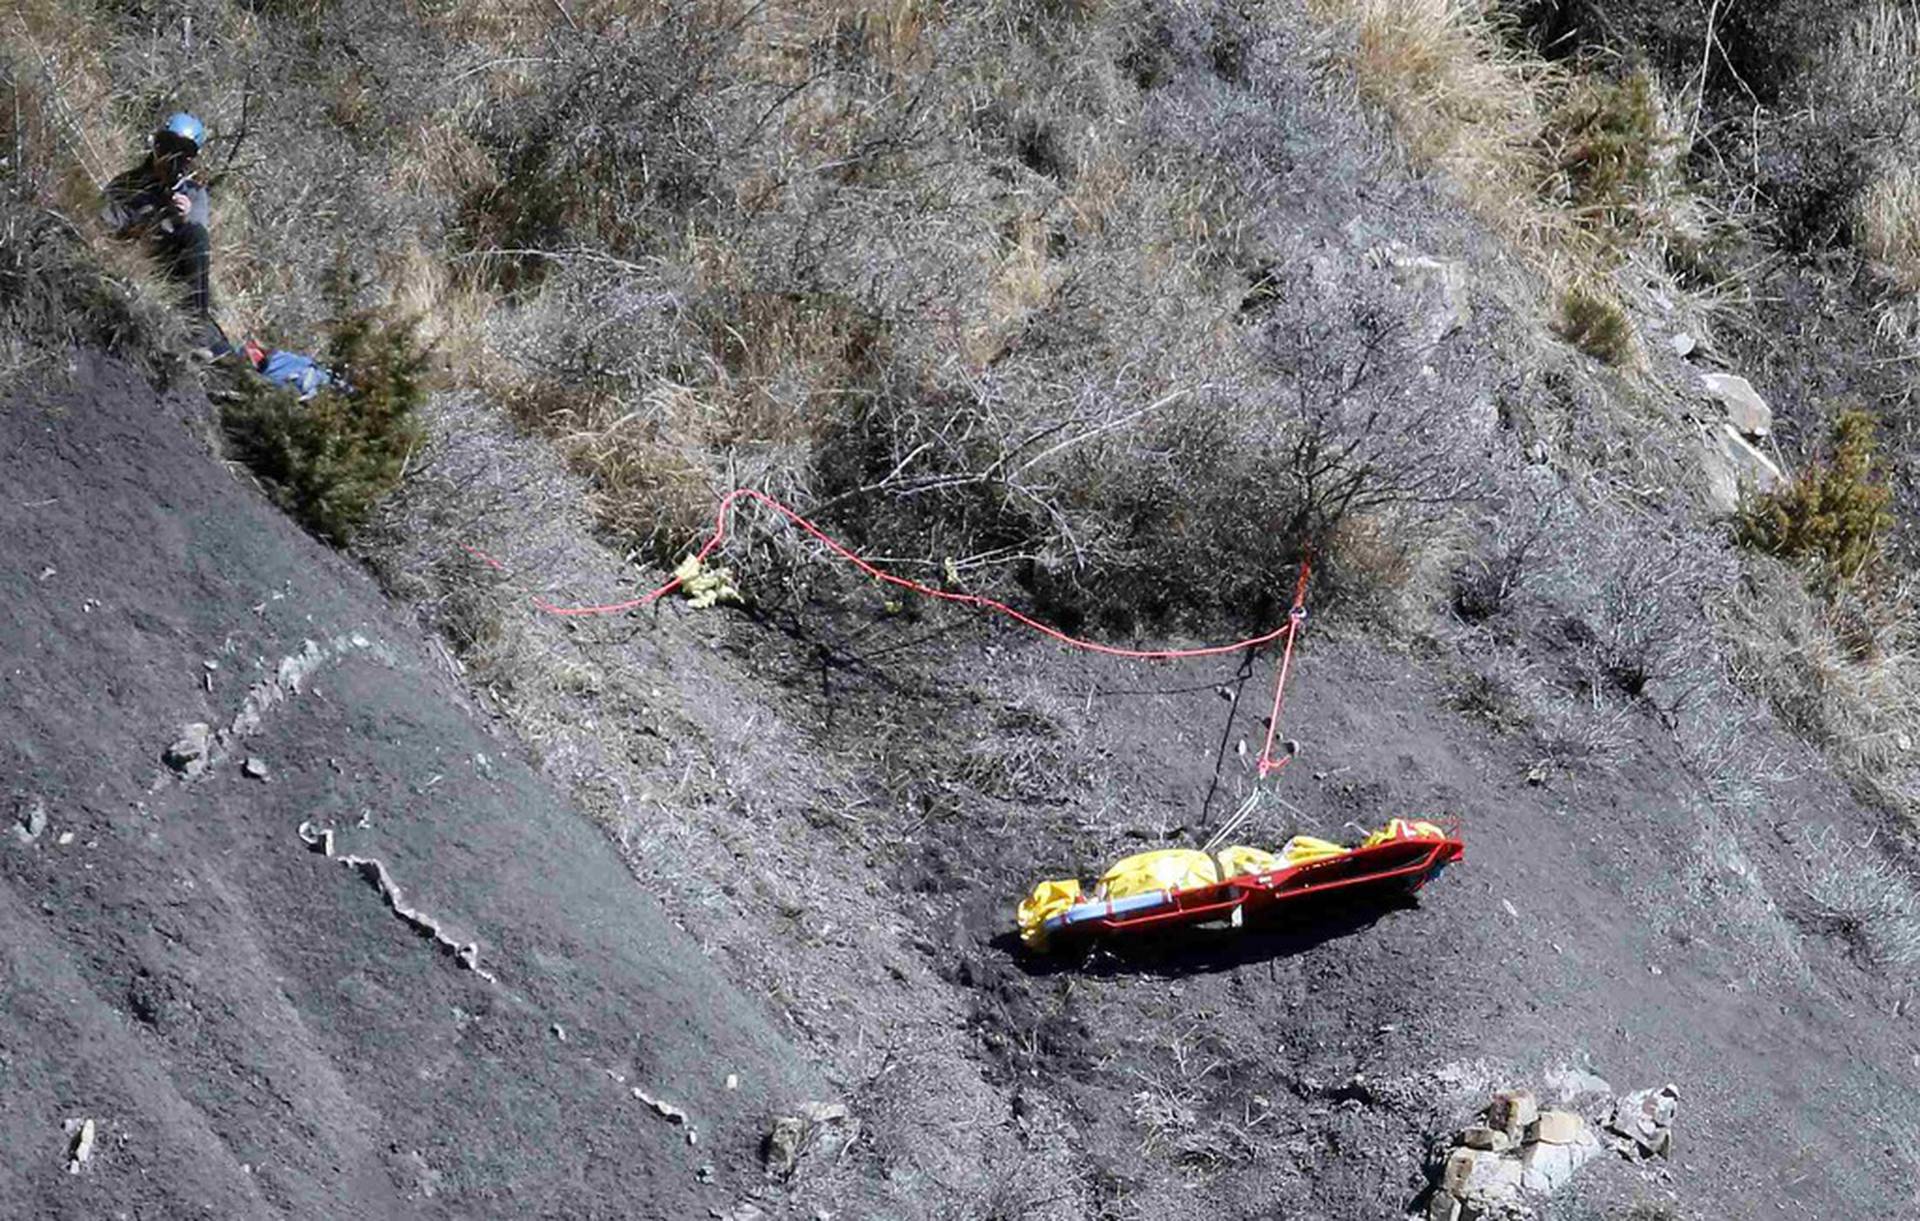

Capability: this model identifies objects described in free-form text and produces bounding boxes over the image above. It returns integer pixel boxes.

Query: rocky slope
[0,354,828,1218]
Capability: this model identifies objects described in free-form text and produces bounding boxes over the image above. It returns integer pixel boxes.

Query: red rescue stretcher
[1018,818,1463,951]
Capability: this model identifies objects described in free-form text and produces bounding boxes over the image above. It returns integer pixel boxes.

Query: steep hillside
[0,355,828,1218]
[9,0,1920,1218]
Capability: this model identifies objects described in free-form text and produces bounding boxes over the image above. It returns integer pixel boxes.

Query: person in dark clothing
[102,112,225,353]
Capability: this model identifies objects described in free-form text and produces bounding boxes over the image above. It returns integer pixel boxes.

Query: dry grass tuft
[1554,283,1635,366]
[1309,0,1569,254]
[1861,167,1920,296]
[1795,825,1920,974]
[1717,557,1920,816]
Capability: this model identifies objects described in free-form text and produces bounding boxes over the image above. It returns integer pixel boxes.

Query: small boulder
[1443,1145,1525,1209]
[1459,1124,1513,1152]
[1527,1109,1588,1145]
[242,757,269,781]
[1700,372,1772,437]
[64,1117,95,1174]
[1608,1083,1679,1160]
[1489,1089,1538,1140]
[765,1101,856,1181]
[1700,423,1785,513]
[163,723,213,778]
[1520,1125,1600,1194]
[13,796,48,844]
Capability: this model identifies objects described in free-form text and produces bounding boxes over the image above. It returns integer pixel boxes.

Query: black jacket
[101,162,210,237]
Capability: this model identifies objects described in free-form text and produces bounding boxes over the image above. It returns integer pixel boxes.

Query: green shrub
[1736,409,1893,588]
[221,309,431,543]
[1555,285,1634,364]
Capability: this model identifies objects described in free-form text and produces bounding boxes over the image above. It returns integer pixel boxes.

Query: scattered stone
[710,1205,766,1221]
[1700,422,1785,513]
[1519,1124,1600,1194]
[695,1163,714,1183]
[1367,243,1472,345]
[1670,331,1696,358]
[1528,1109,1587,1145]
[1700,372,1773,437]
[13,796,47,844]
[1607,1083,1679,1160]
[163,723,213,778]
[551,1023,567,1042]
[1489,1089,1538,1140]
[725,1073,739,1091]
[242,757,269,781]
[1543,1065,1613,1105]
[1442,1144,1524,1207]
[632,1087,689,1126]
[64,1117,95,1174]
[1428,1087,1618,1216]
[56,831,74,846]
[765,1101,856,1181]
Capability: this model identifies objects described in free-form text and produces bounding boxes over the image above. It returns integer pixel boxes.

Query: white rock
[1520,1126,1599,1193]
[1544,1065,1613,1104]
[1490,1089,1539,1139]
[1699,372,1773,437]
[1670,331,1696,357]
[164,723,213,778]
[1528,1109,1588,1144]
[13,797,47,844]
[1700,422,1786,513]
[64,1117,95,1174]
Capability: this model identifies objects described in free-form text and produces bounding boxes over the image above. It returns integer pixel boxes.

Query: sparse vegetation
[220,309,431,543]
[1861,166,1920,296]
[1794,825,1920,975]
[1555,285,1634,365]
[1545,68,1674,241]
[1737,410,1894,590]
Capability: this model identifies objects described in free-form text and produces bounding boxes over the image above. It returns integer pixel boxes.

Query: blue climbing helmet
[158,112,205,152]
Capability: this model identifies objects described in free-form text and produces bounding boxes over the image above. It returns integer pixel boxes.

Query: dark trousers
[157,221,212,317]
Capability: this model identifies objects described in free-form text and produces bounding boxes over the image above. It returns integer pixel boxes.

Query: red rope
[463,488,1314,775]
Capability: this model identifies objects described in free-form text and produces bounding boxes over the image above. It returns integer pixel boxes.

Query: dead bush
[456,7,742,289]
[1794,826,1920,975]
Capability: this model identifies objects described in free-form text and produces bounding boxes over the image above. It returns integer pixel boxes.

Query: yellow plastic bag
[673,555,743,608]
[1016,878,1082,948]
[1096,849,1218,901]
[1361,817,1447,848]
[1278,835,1348,868]
[1215,845,1280,878]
